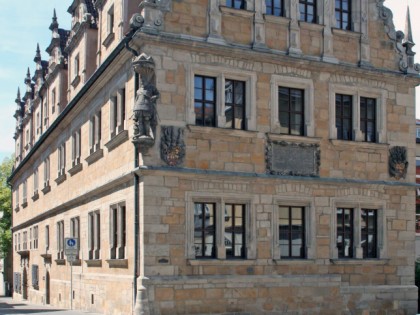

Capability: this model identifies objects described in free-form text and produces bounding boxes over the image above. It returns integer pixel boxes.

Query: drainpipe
[133,145,139,312]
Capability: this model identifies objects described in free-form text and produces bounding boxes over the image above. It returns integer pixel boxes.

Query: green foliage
[0,155,14,258]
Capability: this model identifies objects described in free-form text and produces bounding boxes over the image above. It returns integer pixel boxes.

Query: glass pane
[205,89,214,102]
[234,108,244,129]
[225,106,233,128]
[194,87,202,101]
[279,207,289,219]
[291,245,301,257]
[234,81,244,105]
[335,0,340,9]
[225,80,233,104]
[342,0,348,10]
[204,103,215,126]
[279,114,289,131]
[194,76,203,89]
[194,102,203,125]
[291,89,303,112]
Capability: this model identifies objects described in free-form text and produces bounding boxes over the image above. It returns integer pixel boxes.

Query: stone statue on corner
[132,53,159,143]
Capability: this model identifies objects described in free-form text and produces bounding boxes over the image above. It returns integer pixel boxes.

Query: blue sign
[67,239,76,247]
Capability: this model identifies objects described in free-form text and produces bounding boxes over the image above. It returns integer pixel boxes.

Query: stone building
[8,0,420,314]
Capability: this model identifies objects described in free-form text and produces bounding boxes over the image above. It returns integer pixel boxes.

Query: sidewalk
[0,296,103,314]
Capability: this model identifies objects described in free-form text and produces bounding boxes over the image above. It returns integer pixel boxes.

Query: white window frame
[22,180,27,205]
[187,65,257,131]
[270,74,315,137]
[272,196,316,260]
[329,83,387,143]
[57,143,66,177]
[185,192,257,260]
[33,225,38,250]
[330,198,387,260]
[51,88,56,114]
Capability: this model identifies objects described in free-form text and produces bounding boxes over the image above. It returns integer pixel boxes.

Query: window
[299,0,316,23]
[361,209,377,258]
[36,112,40,135]
[45,225,49,251]
[189,199,253,260]
[29,228,32,249]
[108,5,115,34]
[33,168,39,196]
[194,76,216,127]
[89,111,101,154]
[57,220,64,260]
[22,180,27,206]
[74,55,79,78]
[14,234,17,251]
[335,0,351,30]
[31,265,39,289]
[335,94,353,140]
[33,226,38,250]
[278,87,304,136]
[57,143,66,177]
[329,84,386,142]
[18,233,21,251]
[360,97,376,142]
[194,203,216,258]
[265,0,283,16]
[23,231,28,251]
[44,99,49,127]
[51,88,56,114]
[13,272,21,294]
[336,208,353,258]
[110,88,126,137]
[88,211,101,260]
[224,80,246,130]
[225,204,246,259]
[110,203,126,259]
[70,217,80,259]
[14,187,19,211]
[44,157,50,188]
[226,0,246,9]
[416,128,420,139]
[72,129,81,166]
[334,204,382,260]
[278,206,305,258]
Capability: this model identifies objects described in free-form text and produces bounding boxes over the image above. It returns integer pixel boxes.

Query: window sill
[71,75,81,88]
[187,125,258,139]
[263,14,289,25]
[55,259,66,265]
[85,259,102,267]
[85,149,103,165]
[14,206,20,212]
[17,250,30,257]
[330,258,389,265]
[332,28,361,39]
[21,201,28,209]
[102,32,115,48]
[106,259,128,268]
[220,6,253,18]
[187,259,255,266]
[41,184,51,195]
[68,163,83,176]
[299,21,325,31]
[55,173,67,185]
[273,259,315,265]
[105,130,128,152]
[31,192,39,201]
[68,259,81,266]
[329,139,389,150]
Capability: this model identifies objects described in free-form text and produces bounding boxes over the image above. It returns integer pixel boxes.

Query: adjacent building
[8,0,420,314]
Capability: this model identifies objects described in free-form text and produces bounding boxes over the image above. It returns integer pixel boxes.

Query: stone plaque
[266,140,320,176]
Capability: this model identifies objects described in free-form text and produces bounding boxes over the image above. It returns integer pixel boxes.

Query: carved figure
[132,54,159,140]
[389,146,408,180]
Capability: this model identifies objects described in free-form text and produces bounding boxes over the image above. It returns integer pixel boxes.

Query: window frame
[270,75,314,137]
[226,0,246,9]
[188,66,257,131]
[360,97,376,143]
[329,83,386,143]
[299,0,316,23]
[278,86,305,136]
[224,79,246,130]
[186,193,256,261]
[88,210,101,260]
[265,0,284,16]
[331,199,386,260]
[110,88,126,138]
[56,220,64,260]
[70,217,80,259]
[71,129,81,167]
[335,0,351,31]
[89,111,102,154]
[109,202,126,260]
[57,143,66,177]
[335,94,353,141]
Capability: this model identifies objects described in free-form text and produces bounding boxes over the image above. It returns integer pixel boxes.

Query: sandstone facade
[8,0,420,314]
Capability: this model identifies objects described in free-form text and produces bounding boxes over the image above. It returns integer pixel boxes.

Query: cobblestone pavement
[0,297,103,315]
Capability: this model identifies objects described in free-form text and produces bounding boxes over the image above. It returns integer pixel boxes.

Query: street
[0,297,102,315]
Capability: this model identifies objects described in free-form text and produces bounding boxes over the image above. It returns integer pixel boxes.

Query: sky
[0,0,418,162]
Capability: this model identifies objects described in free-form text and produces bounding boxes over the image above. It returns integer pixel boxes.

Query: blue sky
[0,0,417,163]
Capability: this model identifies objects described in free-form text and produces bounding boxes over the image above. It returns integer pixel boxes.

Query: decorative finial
[404,6,414,46]
[49,8,59,31]
[25,68,31,85]
[15,87,21,103]
[34,43,41,63]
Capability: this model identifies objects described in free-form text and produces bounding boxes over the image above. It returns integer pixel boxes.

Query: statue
[132,53,159,141]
